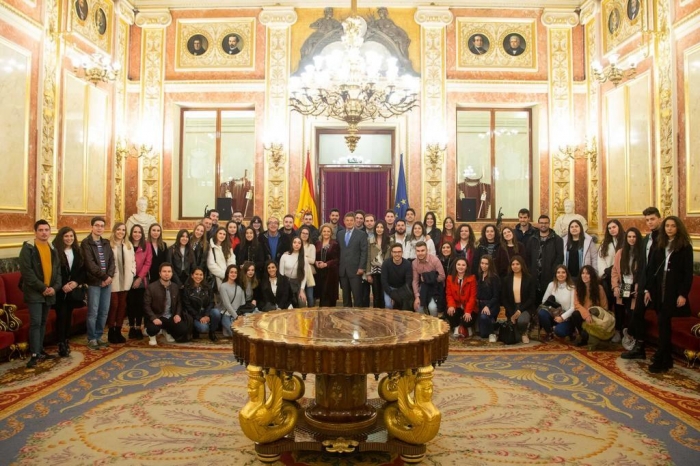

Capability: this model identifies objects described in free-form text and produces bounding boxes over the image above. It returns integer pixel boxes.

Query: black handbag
[498,321,518,345]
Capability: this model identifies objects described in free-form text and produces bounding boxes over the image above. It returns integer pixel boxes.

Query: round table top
[232,308,450,375]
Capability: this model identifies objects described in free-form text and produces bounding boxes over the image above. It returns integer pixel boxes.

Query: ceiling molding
[132,1,584,10]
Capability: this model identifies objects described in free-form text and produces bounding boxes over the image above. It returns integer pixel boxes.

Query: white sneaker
[611,330,622,343]
[453,327,460,337]
[521,334,530,344]
[148,336,157,346]
[164,331,175,343]
[622,328,635,351]
[488,334,497,343]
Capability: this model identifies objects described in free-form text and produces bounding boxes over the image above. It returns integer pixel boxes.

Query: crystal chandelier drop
[289,3,419,152]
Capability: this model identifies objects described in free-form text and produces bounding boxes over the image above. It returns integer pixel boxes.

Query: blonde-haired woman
[107,222,135,343]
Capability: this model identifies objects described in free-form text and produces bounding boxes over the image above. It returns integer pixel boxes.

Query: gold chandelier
[591,53,636,87]
[289,1,419,152]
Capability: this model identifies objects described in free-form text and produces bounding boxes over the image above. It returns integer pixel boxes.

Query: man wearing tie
[338,211,368,307]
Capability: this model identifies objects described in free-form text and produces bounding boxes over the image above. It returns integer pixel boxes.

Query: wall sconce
[73,53,120,85]
[263,141,284,166]
[559,138,596,160]
[591,53,636,87]
[116,137,152,160]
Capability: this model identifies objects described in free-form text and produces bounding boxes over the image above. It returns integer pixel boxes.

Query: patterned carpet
[1,334,699,465]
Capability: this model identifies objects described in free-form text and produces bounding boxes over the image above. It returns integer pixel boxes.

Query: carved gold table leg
[384,366,441,463]
[238,365,298,463]
[378,371,400,401]
[279,371,305,401]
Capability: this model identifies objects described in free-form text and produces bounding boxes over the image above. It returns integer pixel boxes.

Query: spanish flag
[294,150,319,228]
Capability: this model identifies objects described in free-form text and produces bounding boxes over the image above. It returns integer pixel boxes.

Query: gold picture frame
[602,0,642,53]
[176,18,256,71]
[456,18,537,71]
[68,0,114,54]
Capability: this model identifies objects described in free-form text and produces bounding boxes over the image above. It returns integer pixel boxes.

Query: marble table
[232,308,450,463]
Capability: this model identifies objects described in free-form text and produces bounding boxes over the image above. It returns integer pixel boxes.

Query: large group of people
[18,204,693,374]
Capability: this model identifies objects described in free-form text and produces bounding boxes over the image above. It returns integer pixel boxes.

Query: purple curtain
[322,171,389,220]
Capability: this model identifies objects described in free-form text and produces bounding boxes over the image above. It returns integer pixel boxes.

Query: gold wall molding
[602,0,642,54]
[174,18,256,71]
[581,1,600,231]
[456,18,537,71]
[0,1,43,35]
[542,9,580,27]
[416,7,452,226]
[260,7,297,221]
[654,0,675,217]
[137,10,170,219]
[543,13,576,220]
[113,2,134,222]
[38,0,61,224]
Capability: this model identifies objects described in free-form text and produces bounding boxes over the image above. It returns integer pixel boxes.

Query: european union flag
[394,153,409,220]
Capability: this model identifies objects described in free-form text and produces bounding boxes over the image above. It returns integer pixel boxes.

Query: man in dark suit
[468,34,488,55]
[75,0,88,21]
[224,35,241,55]
[338,211,368,307]
[505,34,525,56]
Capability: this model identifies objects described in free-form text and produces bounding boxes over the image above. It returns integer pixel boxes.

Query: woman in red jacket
[445,257,477,338]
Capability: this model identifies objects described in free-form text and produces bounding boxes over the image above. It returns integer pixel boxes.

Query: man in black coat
[526,215,564,303]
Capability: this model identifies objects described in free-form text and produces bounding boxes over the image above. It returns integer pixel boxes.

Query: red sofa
[0,272,88,357]
[644,275,700,365]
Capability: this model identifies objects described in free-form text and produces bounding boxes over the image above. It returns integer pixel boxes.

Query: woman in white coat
[107,222,136,344]
[208,227,236,291]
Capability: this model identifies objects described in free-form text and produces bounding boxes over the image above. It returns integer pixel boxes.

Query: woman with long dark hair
[454,223,476,273]
[239,261,260,313]
[235,226,265,278]
[190,223,209,271]
[423,212,442,248]
[537,265,576,341]
[562,219,597,279]
[571,265,608,347]
[298,226,317,306]
[445,257,476,338]
[438,241,456,277]
[258,260,293,311]
[167,229,195,286]
[476,255,501,340]
[498,226,527,276]
[475,224,503,276]
[127,224,152,339]
[279,236,312,307]
[207,227,236,290]
[147,223,168,283]
[226,220,241,253]
[218,264,245,338]
[501,255,537,344]
[315,223,340,307]
[597,219,625,276]
[610,227,643,343]
[249,215,264,238]
[182,267,221,342]
[643,216,693,373]
[441,216,456,246]
[52,227,85,357]
[366,220,390,308]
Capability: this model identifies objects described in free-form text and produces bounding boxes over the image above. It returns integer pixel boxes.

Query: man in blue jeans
[80,217,115,350]
[19,219,62,368]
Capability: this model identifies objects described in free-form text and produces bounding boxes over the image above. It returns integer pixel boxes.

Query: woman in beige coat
[107,222,136,343]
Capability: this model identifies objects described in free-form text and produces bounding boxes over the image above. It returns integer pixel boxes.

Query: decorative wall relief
[456,18,537,71]
[581,1,600,231]
[684,43,700,214]
[69,0,114,54]
[654,0,674,217]
[602,0,642,53]
[175,18,256,71]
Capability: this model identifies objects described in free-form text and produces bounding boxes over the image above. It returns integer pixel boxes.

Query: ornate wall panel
[175,18,256,71]
[260,7,296,220]
[456,18,537,71]
[38,0,60,223]
[602,0,643,53]
[684,43,700,214]
[581,0,600,230]
[68,0,114,54]
[415,7,452,225]
[654,0,675,217]
[136,9,171,219]
[543,11,578,219]
[0,38,30,212]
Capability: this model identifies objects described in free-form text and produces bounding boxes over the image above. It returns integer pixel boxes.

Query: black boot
[58,342,68,357]
[574,330,589,347]
[192,329,200,340]
[621,341,646,360]
[209,330,218,342]
[64,339,71,356]
[107,327,119,344]
[114,327,126,343]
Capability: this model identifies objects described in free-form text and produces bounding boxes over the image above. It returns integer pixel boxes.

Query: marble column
[580,1,600,232]
[415,7,453,225]
[542,9,579,220]
[134,9,171,219]
[113,0,135,222]
[260,7,297,221]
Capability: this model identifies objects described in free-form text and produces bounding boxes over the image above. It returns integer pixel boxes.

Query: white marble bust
[126,197,158,234]
[553,199,588,237]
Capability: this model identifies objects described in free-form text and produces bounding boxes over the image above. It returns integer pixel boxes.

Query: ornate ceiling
[131,1,584,10]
